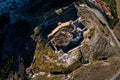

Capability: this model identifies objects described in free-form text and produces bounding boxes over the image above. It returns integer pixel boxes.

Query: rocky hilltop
[28,3,120,80]
[0,0,120,80]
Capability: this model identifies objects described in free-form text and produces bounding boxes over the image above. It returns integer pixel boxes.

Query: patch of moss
[84,0,119,28]
[32,41,66,73]
[0,55,14,80]
[116,0,120,19]
[86,0,101,11]
[101,0,119,28]
[34,75,62,80]
[32,40,82,74]
[78,0,86,4]
[101,0,117,18]
[66,60,82,73]
[106,16,119,29]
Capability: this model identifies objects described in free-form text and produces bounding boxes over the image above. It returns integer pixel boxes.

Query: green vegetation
[34,75,62,80]
[116,0,120,19]
[32,40,82,74]
[78,0,86,4]
[66,60,82,73]
[32,41,66,73]
[113,22,120,41]
[80,0,119,28]
[107,17,119,29]
[0,55,14,80]
[101,0,117,18]
[101,0,119,28]
[113,0,120,42]
[86,0,101,11]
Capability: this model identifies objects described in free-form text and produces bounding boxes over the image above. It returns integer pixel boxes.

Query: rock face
[28,3,120,80]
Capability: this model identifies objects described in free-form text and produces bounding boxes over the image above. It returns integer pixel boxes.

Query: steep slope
[113,0,120,43]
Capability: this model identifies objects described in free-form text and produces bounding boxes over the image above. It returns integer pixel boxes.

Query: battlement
[48,17,87,53]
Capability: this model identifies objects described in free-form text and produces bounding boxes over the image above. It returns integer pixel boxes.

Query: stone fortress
[28,2,120,80]
[31,3,98,67]
[48,17,86,53]
[46,14,97,67]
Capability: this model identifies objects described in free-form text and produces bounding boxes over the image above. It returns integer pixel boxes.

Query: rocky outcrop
[0,1,80,80]
[27,3,120,80]
[0,0,120,80]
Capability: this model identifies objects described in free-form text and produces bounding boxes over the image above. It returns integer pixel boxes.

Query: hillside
[0,0,120,80]
[113,0,120,43]
[28,3,120,80]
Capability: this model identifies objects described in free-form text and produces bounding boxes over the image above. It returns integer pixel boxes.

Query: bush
[0,55,14,80]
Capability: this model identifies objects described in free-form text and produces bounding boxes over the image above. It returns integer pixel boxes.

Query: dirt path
[91,8,120,48]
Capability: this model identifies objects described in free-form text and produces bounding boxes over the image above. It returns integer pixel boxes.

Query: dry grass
[116,0,120,19]
[31,42,66,73]
[32,74,63,80]
[71,56,120,80]
[31,41,82,73]
[113,0,120,43]
[113,22,120,41]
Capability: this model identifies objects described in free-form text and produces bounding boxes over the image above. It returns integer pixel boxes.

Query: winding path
[82,4,120,80]
[91,6,120,80]
[110,0,120,80]
[83,4,120,47]
[91,8,120,48]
